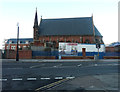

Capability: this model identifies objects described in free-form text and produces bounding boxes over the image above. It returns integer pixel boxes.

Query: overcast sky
[0,0,119,49]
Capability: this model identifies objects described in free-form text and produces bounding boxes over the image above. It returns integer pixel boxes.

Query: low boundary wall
[4,50,32,59]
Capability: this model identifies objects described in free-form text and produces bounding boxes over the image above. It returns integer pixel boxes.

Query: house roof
[6,38,33,44]
[108,42,120,47]
[38,17,102,37]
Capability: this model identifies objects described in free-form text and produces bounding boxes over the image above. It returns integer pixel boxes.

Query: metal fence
[104,52,120,56]
[32,51,59,56]
[32,51,120,59]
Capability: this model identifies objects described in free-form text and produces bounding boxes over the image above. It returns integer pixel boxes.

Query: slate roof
[108,42,120,47]
[6,38,33,44]
[38,17,102,37]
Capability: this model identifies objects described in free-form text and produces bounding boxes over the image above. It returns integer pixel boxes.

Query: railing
[32,51,120,59]
[32,51,59,56]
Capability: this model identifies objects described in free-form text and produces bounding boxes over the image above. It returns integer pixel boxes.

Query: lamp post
[16,23,19,61]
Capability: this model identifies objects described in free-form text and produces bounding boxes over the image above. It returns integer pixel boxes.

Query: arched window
[80,37,83,42]
[57,38,59,42]
[64,38,66,42]
[95,39,100,43]
[72,39,74,42]
[43,39,45,43]
[66,40,71,42]
[85,39,90,44]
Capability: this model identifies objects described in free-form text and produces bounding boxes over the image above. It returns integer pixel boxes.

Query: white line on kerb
[12,78,23,81]
[27,78,37,80]
[0,79,7,81]
[55,77,63,79]
[66,77,75,79]
[40,78,50,80]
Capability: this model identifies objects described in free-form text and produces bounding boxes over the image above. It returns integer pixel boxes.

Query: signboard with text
[59,42,105,55]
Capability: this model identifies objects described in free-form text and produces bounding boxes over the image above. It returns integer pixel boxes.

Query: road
[1,59,119,91]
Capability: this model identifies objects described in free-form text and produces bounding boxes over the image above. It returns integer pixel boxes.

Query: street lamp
[16,23,19,61]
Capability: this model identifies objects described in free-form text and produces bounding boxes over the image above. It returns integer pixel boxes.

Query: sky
[0,0,119,49]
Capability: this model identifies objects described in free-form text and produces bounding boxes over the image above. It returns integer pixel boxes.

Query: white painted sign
[59,43,105,54]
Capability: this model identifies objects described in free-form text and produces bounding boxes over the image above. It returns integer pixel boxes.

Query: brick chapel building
[33,9,104,49]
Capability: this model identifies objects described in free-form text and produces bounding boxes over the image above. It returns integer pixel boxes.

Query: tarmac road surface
[1,59,119,91]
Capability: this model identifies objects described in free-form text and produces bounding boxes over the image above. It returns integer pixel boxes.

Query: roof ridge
[8,38,33,39]
[43,17,92,20]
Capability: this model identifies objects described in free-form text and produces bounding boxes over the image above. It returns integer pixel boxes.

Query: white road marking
[89,85,95,88]
[60,64,62,66]
[94,64,98,66]
[30,65,40,68]
[114,64,119,65]
[30,64,45,68]
[12,78,23,81]
[53,64,62,68]
[7,68,23,69]
[98,63,119,66]
[53,66,57,68]
[66,77,75,79]
[55,77,63,79]
[27,78,37,80]
[0,79,7,81]
[110,64,119,66]
[40,78,50,80]
[78,64,82,67]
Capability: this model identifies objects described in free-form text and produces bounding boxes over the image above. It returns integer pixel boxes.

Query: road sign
[96,43,101,48]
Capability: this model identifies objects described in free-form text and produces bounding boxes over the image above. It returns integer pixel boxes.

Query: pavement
[51,73,119,91]
[1,59,120,62]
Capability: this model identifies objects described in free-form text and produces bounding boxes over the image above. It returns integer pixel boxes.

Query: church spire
[34,8,38,27]
[33,8,39,40]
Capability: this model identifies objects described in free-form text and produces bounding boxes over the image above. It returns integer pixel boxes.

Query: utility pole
[16,23,19,61]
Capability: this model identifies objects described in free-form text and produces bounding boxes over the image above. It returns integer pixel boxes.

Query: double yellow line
[35,78,69,91]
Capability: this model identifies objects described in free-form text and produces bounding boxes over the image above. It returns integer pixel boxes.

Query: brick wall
[38,36,95,43]
[5,50,32,59]
[61,56,94,59]
[33,56,56,59]
[105,47,115,52]
[34,35,101,47]
[103,56,120,59]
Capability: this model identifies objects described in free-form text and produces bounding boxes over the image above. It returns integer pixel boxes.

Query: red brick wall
[34,35,99,47]
[19,50,32,59]
[34,41,44,46]
[38,35,94,43]
[104,56,120,59]
[5,50,32,59]
[61,56,94,59]
[105,47,115,52]
[34,56,55,59]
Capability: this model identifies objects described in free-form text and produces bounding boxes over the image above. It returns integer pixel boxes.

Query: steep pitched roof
[38,17,102,37]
